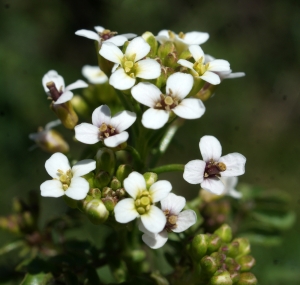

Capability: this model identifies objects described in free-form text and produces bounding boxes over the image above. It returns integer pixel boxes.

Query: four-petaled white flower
[139,193,197,249]
[75,26,136,46]
[99,37,161,90]
[74,105,136,148]
[82,65,108,84]
[156,30,209,55]
[42,70,88,104]
[131,72,205,129]
[183,136,246,195]
[40,152,96,200]
[178,45,230,85]
[114,172,172,233]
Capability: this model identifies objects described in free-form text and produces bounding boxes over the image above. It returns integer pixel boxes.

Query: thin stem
[149,164,185,174]
[125,145,144,170]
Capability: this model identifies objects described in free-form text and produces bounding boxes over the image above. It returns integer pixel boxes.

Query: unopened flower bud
[207,234,222,254]
[115,188,126,199]
[82,172,95,188]
[142,31,158,58]
[50,101,78,129]
[227,241,240,258]
[88,188,101,199]
[210,270,233,285]
[236,272,257,285]
[102,187,113,197]
[110,177,121,190]
[195,83,216,101]
[71,95,90,118]
[230,272,240,284]
[94,171,111,189]
[190,234,208,261]
[158,41,176,66]
[116,164,132,185]
[84,199,109,224]
[233,238,251,258]
[155,65,174,89]
[77,195,93,212]
[102,196,116,212]
[236,255,256,272]
[178,49,192,60]
[214,224,232,243]
[95,148,116,175]
[225,257,240,272]
[200,255,219,275]
[143,172,158,189]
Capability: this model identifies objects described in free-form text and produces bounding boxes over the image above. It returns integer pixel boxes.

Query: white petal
[65,177,89,200]
[173,98,205,119]
[42,70,65,93]
[109,69,136,90]
[40,180,64,197]
[74,123,100,144]
[142,230,168,249]
[208,60,230,72]
[114,198,139,223]
[149,180,172,203]
[205,54,215,63]
[99,42,123,64]
[92,105,111,127]
[222,72,245,80]
[177,59,195,70]
[72,159,96,177]
[111,110,137,132]
[141,206,166,233]
[220,176,238,192]
[75,29,100,42]
[111,63,119,73]
[131,82,161,108]
[124,172,146,199]
[166,73,193,100]
[160,193,185,214]
[53,91,73,104]
[125,37,150,61]
[189,45,205,61]
[201,178,225,195]
[82,65,108,84]
[65,80,88,91]
[94,26,104,33]
[183,160,205,184]
[142,108,169,129]
[228,188,242,199]
[180,32,209,45]
[173,210,197,233]
[104,132,129,147]
[219,153,246,176]
[136,59,161,79]
[121,33,136,39]
[106,35,129,46]
[200,71,221,85]
[200,135,222,162]
[45,152,70,179]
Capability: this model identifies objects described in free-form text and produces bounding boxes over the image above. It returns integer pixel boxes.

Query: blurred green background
[0,0,300,284]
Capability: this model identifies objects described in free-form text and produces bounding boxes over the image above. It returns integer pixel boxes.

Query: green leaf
[20,272,54,285]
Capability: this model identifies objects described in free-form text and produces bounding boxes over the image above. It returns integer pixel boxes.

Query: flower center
[99,123,117,140]
[155,89,179,111]
[121,55,138,78]
[134,190,153,215]
[57,169,73,190]
[177,32,186,39]
[163,209,178,232]
[204,160,227,178]
[98,29,118,41]
[193,57,210,76]
[46,81,63,102]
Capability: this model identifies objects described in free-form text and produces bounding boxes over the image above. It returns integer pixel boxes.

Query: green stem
[149,164,185,174]
[125,145,144,170]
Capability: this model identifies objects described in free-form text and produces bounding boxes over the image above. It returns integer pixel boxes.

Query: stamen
[100,123,108,132]
[164,96,174,105]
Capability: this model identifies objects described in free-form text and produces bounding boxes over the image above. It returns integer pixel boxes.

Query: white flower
[114,172,172,233]
[220,176,242,199]
[74,105,136,148]
[99,37,161,90]
[183,136,246,195]
[139,193,197,249]
[40,152,96,200]
[75,26,136,46]
[82,65,108,84]
[178,45,230,85]
[131,72,205,129]
[42,70,88,104]
[156,30,209,55]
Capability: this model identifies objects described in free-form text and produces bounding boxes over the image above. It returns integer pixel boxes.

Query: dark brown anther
[46,81,62,101]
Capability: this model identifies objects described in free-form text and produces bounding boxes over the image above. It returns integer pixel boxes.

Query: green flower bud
[210,270,233,285]
[201,255,219,275]
[50,101,78,129]
[94,171,111,189]
[195,84,217,101]
[178,49,192,60]
[84,199,109,224]
[115,188,126,199]
[236,272,257,285]
[102,187,113,197]
[95,148,116,175]
[230,272,240,284]
[227,241,240,258]
[236,255,256,272]
[71,95,90,118]
[116,164,132,185]
[158,41,177,66]
[225,257,240,272]
[110,177,121,190]
[88,188,101,199]
[190,234,208,261]
[142,31,158,58]
[77,195,93,212]
[63,195,78,209]
[186,76,206,98]
[155,66,174,89]
[207,234,222,254]
[233,238,251,258]
[82,172,95,188]
[102,197,116,212]
[214,224,232,243]
[12,198,25,213]
[143,172,158,189]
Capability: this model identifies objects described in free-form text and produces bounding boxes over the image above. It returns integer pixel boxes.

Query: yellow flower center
[134,190,153,215]
[99,123,117,140]
[155,89,179,112]
[57,169,73,190]
[193,57,210,76]
[121,55,138,78]
[163,209,178,231]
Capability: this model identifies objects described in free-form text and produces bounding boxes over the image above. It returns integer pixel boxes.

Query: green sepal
[95,147,116,175]
[143,172,158,189]
[142,31,158,58]
[50,101,78,129]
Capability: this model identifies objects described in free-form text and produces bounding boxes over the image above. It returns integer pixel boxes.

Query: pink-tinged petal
[173,210,197,233]
[142,230,168,249]
[141,206,166,233]
[124,172,146,199]
[142,108,169,129]
[42,70,65,93]
[177,59,195,70]
[219,153,246,176]
[183,160,205,184]
[72,159,96,177]
[131,82,161,108]
[161,193,185,215]
[166,73,193,100]
[99,42,123,64]
[104,132,129,148]
[111,111,137,132]
[173,98,205,119]
[208,60,230,72]
[45,152,70,179]
[114,198,138,223]
[201,178,225,195]
[65,80,88,91]
[40,180,64,197]
[200,135,222,161]
[180,32,209,45]
[125,37,150,61]
[107,35,129,46]
[189,45,205,61]
[94,26,104,33]
[92,105,111,127]
[65,177,89,200]
[136,59,161,79]
[74,123,100,144]
[53,91,73,105]
[200,71,221,85]
[75,29,100,42]
[109,69,136,90]
[149,180,172,203]
[121,33,136,39]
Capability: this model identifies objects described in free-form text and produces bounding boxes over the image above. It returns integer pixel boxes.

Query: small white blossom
[74,105,136,148]
[75,26,136,46]
[114,172,172,233]
[139,193,197,249]
[40,152,96,200]
[99,37,161,90]
[82,65,108,84]
[183,136,246,195]
[131,72,205,129]
[42,70,88,104]
[178,45,230,85]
